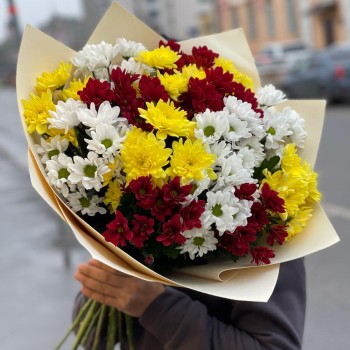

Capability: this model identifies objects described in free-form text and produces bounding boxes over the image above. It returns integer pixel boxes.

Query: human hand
[74,259,165,318]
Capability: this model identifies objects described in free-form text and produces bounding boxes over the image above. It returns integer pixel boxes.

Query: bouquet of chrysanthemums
[16,3,339,349]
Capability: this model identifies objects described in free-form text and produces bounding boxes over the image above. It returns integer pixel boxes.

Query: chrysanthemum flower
[35,61,72,94]
[47,127,79,148]
[135,46,180,70]
[120,127,172,185]
[48,98,85,133]
[116,37,146,58]
[35,135,69,164]
[103,179,123,213]
[138,100,195,140]
[178,228,218,260]
[61,77,89,101]
[103,211,133,247]
[66,187,107,216]
[157,71,188,100]
[286,207,313,239]
[68,152,110,191]
[22,90,56,134]
[167,138,217,184]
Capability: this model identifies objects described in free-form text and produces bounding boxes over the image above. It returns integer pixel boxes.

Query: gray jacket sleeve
[138,259,306,350]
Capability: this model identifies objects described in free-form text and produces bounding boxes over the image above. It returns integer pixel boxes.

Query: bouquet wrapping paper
[17,3,339,302]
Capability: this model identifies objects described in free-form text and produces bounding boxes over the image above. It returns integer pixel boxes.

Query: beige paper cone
[18,2,339,302]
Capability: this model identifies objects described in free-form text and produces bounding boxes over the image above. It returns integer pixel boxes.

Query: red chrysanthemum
[180,199,206,231]
[266,225,288,246]
[161,177,192,204]
[234,183,258,201]
[78,78,114,109]
[103,210,133,247]
[249,202,270,230]
[260,183,285,213]
[205,67,235,97]
[128,176,158,210]
[180,77,223,116]
[218,224,259,257]
[185,45,219,69]
[131,214,155,248]
[151,192,173,222]
[157,214,186,246]
[138,75,169,103]
[250,246,275,265]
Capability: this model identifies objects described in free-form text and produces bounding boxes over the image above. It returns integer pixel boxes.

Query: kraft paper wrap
[16,3,339,302]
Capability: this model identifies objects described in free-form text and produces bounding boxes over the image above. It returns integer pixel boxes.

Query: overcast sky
[0,0,83,42]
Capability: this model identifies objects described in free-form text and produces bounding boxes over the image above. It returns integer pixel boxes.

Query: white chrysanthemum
[66,187,107,216]
[201,187,240,234]
[77,101,122,130]
[46,153,74,197]
[48,98,85,132]
[282,107,307,148]
[223,95,265,138]
[236,147,257,173]
[256,84,286,107]
[68,152,110,191]
[85,124,126,163]
[118,58,154,76]
[231,199,253,229]
[116,38,147,58]
[194,109,229,144]
[237,137,266,166]
[214,153,254,190]
[223,114,251,142]
[208,140,232,167]
[263,109,292,150]
[185,177,211,202]
[35,136,69,164]
[177,228,218,260]
[71,41,120,73]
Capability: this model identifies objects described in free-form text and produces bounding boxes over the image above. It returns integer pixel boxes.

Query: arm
[138,259,306,350]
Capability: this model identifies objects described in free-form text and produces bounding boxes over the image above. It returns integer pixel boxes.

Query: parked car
[255,41,310,86]
[278,44,350,102]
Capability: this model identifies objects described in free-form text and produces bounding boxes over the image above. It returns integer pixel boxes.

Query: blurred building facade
[214,0,350,53]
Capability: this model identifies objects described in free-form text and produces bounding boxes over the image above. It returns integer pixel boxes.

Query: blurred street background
[0,0,349,349]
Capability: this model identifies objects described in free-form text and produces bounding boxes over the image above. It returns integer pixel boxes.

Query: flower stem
[54,298,94,350]
[92,304,107,350]
[81,306,101,346]
[106,307,118,350]
[125,314,135,350]
[71,300,99,350]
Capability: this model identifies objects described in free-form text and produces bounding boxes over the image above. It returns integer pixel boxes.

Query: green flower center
[212,204,223,217]
[101,138,113,149]
[48,149,60,159]
[267,127,276,135]
[58,168,70,179]
[84,164,97,178]
[193,237,205,246]
[229,126,235,132]
[79,197,90,208]
[204,125,215,137]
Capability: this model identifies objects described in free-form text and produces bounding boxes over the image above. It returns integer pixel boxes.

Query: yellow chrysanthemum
[120,127,172,185]
[263,170,309,220]
[286,207,313,240]
[181,64,206,81]
[138,100,195,140]
[36,62,72,94]
[22,90,56,135]
[61,77,89,101]
[166,138,217,184]
[157,71,188,100]
[102,160,119,187]
[135,46,180,70]
[103,179,123,214]
[214,57,254,91]
[47,128,78,147]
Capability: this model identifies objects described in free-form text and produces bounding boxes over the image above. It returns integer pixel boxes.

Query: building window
[231,7,240,28]
[247,2,257,39]
[265,0,276,38]
[285,0,298,34]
